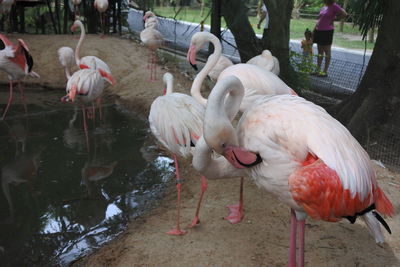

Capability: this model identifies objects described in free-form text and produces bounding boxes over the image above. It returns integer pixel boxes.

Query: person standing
[313,0,347,77]
[257,3,269,48]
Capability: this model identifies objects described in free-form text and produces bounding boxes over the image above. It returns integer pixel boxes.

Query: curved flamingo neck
[190,34,222,107]
[65,67,71,79]
[74,21,85,67]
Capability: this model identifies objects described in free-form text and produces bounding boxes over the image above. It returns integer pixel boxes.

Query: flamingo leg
[224,177,245,224]
[188,175,208,228]
[147,49,151,69]
[96,97,103,122]
[166,154,187,235]
[2,80,14,120]
[92,103,96,127]
[17,82,27,115]
[289,209,297,267]
[298,219,305,267]
[82,106,90,153]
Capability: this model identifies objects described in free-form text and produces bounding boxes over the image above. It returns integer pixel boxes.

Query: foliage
[347,0,384,39]
[289,50,318,90]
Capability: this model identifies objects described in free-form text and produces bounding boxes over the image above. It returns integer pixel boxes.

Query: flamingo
[187,32,295,112]
[61,63,116,151]
[57,46,75,80]
[143,11,158,29]
[203,76,394,267]
[148,72,207,235]
[70,0,81,19]
[140,25,162,82]
[208,55,233,82]
[94,0,109,34]
[246,50,280,75]
[187,32,295,223]
[0,34,40,120]
[71,20,112,74]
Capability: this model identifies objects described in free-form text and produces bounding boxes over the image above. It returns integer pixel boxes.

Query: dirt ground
[1,34,399,266]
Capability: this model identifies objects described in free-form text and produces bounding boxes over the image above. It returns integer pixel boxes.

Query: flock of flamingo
[0,7,395,266]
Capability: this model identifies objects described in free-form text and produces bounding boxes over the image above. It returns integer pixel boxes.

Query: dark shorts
[313,29,334,46]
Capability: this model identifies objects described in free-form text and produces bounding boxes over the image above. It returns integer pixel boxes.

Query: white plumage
[208,55,233,82]
[246,50,280,75]
[57,46,75,79]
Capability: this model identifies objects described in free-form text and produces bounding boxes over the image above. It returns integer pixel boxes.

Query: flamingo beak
[98,69,116,85]
[68,84,77,102]
[187,44,198,71]
[70,25,76,32]
[222,145,262,169]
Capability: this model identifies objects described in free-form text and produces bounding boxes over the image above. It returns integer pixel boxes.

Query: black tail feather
[373,211,392,234]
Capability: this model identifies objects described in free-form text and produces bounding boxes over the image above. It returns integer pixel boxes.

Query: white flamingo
[0,34,40,120]
[246,50,280,75]
[148,72,207,235]
[203,76,394,267]
[71,20,112,74]
[140,25,162,81]
[208,55,233,82]
[187,32,295,223]
[94,0,109,34]
[57,46,75,80]
[143,11,158,29]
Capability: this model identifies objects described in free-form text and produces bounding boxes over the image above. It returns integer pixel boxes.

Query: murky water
[0,90,173,266]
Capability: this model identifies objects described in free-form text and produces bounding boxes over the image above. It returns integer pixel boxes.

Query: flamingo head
[70,20,82,32]
[143,11,155,21]
[187,44,198,71]
[98,69,116,86]
[67,84,78,102]
[187,32,213,71]
[221,145,262,169]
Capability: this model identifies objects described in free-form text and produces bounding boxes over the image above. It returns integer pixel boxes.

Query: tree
[261,0,298,88]
[221,0,262,62]
[332,0,400,141]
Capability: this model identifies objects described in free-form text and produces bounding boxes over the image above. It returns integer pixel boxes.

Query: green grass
[152,6,374,51]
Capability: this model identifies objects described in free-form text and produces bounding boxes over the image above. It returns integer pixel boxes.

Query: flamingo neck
[165,78,174,94]
[190,34,222,107]
[65,66,71,80]
[204,76,244,146]
[75,21,85,66]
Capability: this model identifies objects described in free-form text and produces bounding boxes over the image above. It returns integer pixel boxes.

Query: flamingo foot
[166,228,187,236]
[188,216,200,228]
[224,203,244,224]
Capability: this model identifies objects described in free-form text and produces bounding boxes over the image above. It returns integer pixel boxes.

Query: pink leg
[149,51,155,82]
[298,219,305,267]
[17,82,27,115]
[82,106,90,153]
[189,175,208,228]
[96,97,103,122]
[92,103,96,127]
[224,177,244,224]
[147,49,151,69]
[166,154,187,235]
[2,80,14,120]
[289,209,297,267]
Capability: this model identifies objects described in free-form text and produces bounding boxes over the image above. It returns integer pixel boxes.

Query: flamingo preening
[187,32,295,223]
[0,34,40,120]
[148,72,207,235]
[203,76,394,267]
[207,55,234,82]
[94,0,109,34]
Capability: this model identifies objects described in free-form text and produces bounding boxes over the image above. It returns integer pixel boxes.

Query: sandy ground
[1,34,399,266]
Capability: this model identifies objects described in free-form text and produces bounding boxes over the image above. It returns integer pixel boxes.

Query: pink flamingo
[71,20,112,74]
[203,76,394,267]
[246,50,280,75]
[187,32,295,223]
[61,64,115,151]
[140,24,162,82]
[0,34,40,120]
[148,72,207,235]
[94,0,109,34]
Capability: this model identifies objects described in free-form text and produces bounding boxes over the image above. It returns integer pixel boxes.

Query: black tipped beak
[190,62,198,71]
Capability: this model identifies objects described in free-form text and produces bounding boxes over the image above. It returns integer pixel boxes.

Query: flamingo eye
[221,143,226,148]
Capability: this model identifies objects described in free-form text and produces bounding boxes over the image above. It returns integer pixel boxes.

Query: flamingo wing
[149,93,204,158]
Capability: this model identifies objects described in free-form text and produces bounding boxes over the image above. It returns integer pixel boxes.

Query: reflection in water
[0,104,173,266]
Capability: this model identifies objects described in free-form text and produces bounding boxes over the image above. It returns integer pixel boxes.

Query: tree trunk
[209,0,221,55]
[46,0,58,34]
[339,0,348,32]
[18,6,25,33]
[221,0,261,62]
[262,0,298,89]
[55,0,61,34]
[63,0,69,34]
[331,0,400,141]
